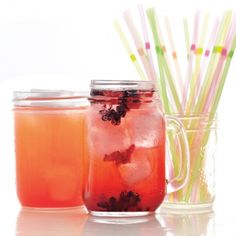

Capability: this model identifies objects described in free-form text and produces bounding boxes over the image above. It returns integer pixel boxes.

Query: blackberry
[97,190,141,211]
[123,90,138,98]
[111,112,121,125]
[99,106,117,122]
[99,106,124,126]
[116,105,127,117]
[120,191,141,208]
[90,89,104,96]
[97,89,139,125]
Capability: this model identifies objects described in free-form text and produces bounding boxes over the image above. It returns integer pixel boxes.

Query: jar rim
[90,80,156,91]
[13,89,89,101]
[13,89,90,108]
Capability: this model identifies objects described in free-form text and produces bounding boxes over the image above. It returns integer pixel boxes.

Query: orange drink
[14,90,89,208]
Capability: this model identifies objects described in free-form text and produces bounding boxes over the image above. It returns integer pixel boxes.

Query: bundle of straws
[114,6,236,203]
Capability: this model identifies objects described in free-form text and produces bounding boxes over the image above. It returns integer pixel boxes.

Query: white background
[0,0,236,235]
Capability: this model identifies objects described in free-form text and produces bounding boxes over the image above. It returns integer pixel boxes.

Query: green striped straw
[145,8,171,113]
[146,8,182,114]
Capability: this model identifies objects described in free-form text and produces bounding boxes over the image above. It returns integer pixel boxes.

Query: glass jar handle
[166,115,190,194]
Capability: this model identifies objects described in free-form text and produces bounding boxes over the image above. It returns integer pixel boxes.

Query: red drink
[84,81,166,216]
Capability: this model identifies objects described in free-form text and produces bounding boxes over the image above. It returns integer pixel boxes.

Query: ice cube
[118,147,152,186]
[87,106,131,158]
[126,108,164,148]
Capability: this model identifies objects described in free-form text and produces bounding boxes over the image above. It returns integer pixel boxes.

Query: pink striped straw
[182,11,200,111]
[123,10,153,81]
[138,4,157,82]
[193,20,220,108]
[203,17,236,113]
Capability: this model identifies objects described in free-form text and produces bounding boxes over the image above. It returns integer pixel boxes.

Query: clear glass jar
[84,80,190,217]
[13,90,89,209]
[163,113,217,211]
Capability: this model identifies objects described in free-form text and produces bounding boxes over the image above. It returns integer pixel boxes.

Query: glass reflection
[83,215,166,236]
[16,207,88,236]
[16,208,215,236]
[157,209,215,236]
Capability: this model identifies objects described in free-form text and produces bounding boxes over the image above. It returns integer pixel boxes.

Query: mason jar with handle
[84,80,190,217]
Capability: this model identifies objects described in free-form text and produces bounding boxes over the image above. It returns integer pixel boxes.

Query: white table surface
[0,196,235,235]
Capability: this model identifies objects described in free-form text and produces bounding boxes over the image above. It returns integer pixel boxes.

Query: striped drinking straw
[164,16,184,97]
[185,13,209,114]
[138,4,157,82]
[193,20,220,108]
[113,21,146,81]
[123,10,154,81]
[192,11,232,115]
[182,11,200,111]
[203,17,236,114]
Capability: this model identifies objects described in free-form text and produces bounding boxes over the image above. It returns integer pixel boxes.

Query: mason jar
[13,90,89,209]
[163,113,217,211]
[84,80,190,217]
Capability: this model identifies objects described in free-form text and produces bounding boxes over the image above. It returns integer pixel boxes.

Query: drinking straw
[181,15,210,169]
[113,21,147,81]
[164,16,184,96]
[145,9,171,113]
[182,12,233,202]
[138,4,157,82]
[183,18,190,59]
[184,34,236,202]
[194,20,220,106]
[146,8,183,114]
[115,9,236,204]
[155,16,181,113]
[182,11,200,111]
[199,36,236,202]
[146,9,186,202]
[185,13,209,114]
[207,35,236,116]
[192,11,232,115]
[123,10,154,81]
[186,12,232,138]
[203,18,236,113]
